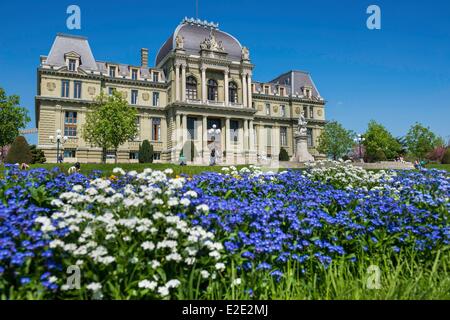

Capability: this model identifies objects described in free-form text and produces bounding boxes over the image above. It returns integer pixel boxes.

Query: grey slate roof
[45,33,98,70]
[269,71,322,98]
[155,21,243,66]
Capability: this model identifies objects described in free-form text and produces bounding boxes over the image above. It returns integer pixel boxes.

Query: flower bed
[0,162,449,299]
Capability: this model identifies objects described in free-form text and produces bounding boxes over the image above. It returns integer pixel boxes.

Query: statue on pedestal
[292,111,314,163]
[175,35,184,50]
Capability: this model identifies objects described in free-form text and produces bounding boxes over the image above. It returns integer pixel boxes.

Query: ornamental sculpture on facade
[175,35,184,49]
[242,46,250,60]
[297,110,308,135]
[200,30,224,52]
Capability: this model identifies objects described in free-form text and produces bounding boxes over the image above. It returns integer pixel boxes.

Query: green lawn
[425,163,450,172]
[2,163,249,177]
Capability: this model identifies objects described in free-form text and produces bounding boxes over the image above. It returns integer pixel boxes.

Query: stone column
[175,63,180,101]
[243,119,249,163]
[225,117,231,163]
[181,64,186,102]
[175,113,181,159]
[182,114,187,145]
[224,70,229,106]
[241,73,247,107]
[248,119,256,163]
[202,115,207,163]
[247,74,252,108]
[201,66,207,103]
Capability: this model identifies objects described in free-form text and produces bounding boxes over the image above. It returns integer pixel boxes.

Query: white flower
[150,260,161,269]
[167,197,179,207]
[72,185,84,192]
[138,280,158,290]
[141,241,155,251]
[157,286,170,297]
[179,198,191,206]
[152,199,164,206]
[232,278,242,286]
[87,282,102,291]
[196,204,209,213]
[112,167,125,175]
[183,190,198,198]
[49,276,58,283]
[164,168,173,175]
[166,252,182,262]
[127,170,138,177]
[166,279,181,288]
[200,270,210,279]
[215,263,225,271]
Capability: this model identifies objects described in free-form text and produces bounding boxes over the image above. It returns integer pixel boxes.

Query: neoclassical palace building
[36,18,326,164]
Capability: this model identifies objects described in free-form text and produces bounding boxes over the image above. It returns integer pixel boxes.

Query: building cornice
[252,93,326,105]
[167,102,257,115]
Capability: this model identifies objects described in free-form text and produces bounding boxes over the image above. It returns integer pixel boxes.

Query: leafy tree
[317,121,355,160]
[405,123,442,160]
[279,147,290,161]
[82,91,137,163]
[441,148,450,164]
[363,120,401,162]
[5,136,32,164]
[139,140,153,163]
[0,88,30,162]
[29,145,46,164]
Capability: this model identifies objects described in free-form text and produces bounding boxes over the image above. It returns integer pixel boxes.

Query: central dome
[155,18,243,66]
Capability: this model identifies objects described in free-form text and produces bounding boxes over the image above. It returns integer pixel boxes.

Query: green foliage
[317,121,355,160]
[405,122,442,160]
[0,87,30,161]
[82,91,138,163]
[29,145,46,164]
[139,140,153,163]
[441,148,450,164]
[5,136,32,164]
[279,147,290,161]
[363,120,402,162]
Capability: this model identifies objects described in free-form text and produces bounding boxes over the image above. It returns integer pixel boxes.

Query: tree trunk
[114,149,118,164]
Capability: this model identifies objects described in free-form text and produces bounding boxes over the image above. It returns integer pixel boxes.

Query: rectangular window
[152,92,160,106]
[152,118,161,141]
[133,117,140,141]
[280,105,286,117]
[280,87,285,96]
[106,151,116,160]
[63,149,76,158]
[68,59,76,72]
[64,111,77,137]
[307,128,313,147]
[266,126,272,146]
[280,127,287,146]
[303,106,308,118]
[264,86,269,95]
[129,151,139,160]
[109,66,116,77]
[187,117,197,140]
[74,81,82,99]
[61,80,70,98]
[152,72,159,82]
[153,152,161,160]
[265,103,271,115]
[309,106,314,119]
[131,69,138,80]
[230,120,239,142]
[131,90,138,105]
[108,87,115,95]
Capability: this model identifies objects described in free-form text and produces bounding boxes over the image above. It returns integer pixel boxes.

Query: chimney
[141,48,148,68]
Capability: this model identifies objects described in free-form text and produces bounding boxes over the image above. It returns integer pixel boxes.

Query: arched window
[207,79,218,101]
[186,76,197,100]
[228,81,238,103]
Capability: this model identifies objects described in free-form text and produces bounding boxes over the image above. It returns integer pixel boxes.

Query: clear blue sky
[1,0,449,144]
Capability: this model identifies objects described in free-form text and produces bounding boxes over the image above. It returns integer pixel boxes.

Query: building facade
[36,18,326,164]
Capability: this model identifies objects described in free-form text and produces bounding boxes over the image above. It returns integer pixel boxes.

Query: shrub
[29,145,46,164]
[278,147,289,161]
[441,148,450,164]
[139,140,153,163]
[5,136,32,164]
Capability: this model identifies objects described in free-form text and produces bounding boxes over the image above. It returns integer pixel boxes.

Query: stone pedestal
[292,133,314,163]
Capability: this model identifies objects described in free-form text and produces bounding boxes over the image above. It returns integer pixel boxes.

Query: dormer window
[279,87,285,96]
[109,66,116,78]
[264,86,269,95]
[68,59,77,72]
[131,69,138,80]
[153,72,159,82]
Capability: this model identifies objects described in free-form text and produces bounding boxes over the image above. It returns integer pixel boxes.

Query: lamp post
[354,134,365,162]
[207,124,221,164]
[49,129,68,163]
